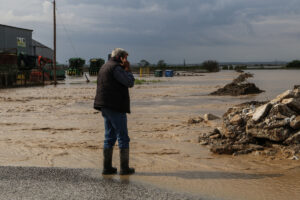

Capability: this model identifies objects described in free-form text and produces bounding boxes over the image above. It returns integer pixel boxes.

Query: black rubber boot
[120,148,135,175]
[102,148,117,175]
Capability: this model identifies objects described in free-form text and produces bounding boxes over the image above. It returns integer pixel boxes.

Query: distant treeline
[131,65,206,73]
[221,60,300,70]
[131,60,219,73]
[286,60,300,69]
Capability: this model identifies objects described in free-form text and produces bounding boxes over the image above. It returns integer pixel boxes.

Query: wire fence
[0,70,45,88]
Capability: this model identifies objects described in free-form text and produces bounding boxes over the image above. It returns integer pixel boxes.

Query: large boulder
[252,103,272,122]
[246,121,290,142]
[268,103,297,118]
[270,90,294,104]
[282,98,300,113]
[230,114,243,126]
[204,113,220,121]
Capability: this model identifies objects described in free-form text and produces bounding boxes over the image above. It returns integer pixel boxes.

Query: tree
[202,60,219,72]
[157,60,167,68]
[286,60,300,69]
[139,59,150,67]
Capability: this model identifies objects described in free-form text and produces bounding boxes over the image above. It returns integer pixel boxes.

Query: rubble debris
[229,114,243,126]
[290,116,300,129]
[200,86,300,157]
[252,103,272,122]
[235,68,244,73]
[246,124,290,142]
[232,72,253,84]
[210,83,262,96]
[270,90,294,104]
[290,155,299,160]
[284,131,300,145]
[212,128,221,135]
[282,98,300,113]
[210,72,264,96]
[204,113,220,121]
[211,144,264,155]
[188,114,220,125]
[187,116,204,124]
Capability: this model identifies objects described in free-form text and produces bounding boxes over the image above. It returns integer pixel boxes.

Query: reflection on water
[45,74,97,89]
[137,171,282,180]
[135,168,300,200]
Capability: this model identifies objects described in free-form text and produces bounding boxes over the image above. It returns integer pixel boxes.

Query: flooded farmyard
[0,70,300,200]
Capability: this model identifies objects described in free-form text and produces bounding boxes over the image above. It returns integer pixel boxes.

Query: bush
[286,60,300,69]
[222,66,228,70]
[202,60,220,72]
[235,65,247,70]
[157,60,167,68]
[135,79,161,85]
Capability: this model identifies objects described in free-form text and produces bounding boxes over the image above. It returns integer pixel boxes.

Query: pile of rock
[210,72,264,96]
[188,113,220,125]
[200,86,300,158]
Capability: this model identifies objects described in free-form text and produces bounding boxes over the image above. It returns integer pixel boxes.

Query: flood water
[129,69,300,200]
[132,69,299,115]
[0,69,299,200]
[249,69,300,100]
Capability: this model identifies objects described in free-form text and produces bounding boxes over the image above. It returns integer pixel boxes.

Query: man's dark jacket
[94,58,130,113]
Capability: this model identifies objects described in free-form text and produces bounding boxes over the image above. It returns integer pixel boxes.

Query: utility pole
[53,0,57,85]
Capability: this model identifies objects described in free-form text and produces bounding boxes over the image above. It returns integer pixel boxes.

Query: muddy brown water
[0,70,299,200]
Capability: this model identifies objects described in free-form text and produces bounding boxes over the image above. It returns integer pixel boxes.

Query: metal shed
[0,24,33,55]
[32,39,54,60]
[0,24,53,59]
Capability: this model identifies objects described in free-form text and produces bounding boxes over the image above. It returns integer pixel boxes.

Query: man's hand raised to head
[122,60,131,72]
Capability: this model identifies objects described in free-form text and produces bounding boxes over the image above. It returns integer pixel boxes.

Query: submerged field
[0,70,299,200]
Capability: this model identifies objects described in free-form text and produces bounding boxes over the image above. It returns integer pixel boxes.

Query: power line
[55,7,79,58]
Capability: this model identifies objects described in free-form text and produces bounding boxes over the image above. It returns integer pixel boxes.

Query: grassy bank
[134,79,162,85]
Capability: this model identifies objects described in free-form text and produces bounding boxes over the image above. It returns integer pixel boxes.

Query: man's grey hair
[111,48,128,58]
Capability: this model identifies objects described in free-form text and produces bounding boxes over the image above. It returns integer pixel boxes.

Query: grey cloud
[2,0,300,63]
[59,0,300,62]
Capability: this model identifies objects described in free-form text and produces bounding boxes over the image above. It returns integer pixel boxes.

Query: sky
[1,0,300,64]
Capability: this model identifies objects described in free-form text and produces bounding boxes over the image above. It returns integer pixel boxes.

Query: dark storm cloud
[2,0,300,63]
[65,0,300,47]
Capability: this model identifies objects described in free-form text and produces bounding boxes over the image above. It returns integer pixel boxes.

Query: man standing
[94,48,135,175]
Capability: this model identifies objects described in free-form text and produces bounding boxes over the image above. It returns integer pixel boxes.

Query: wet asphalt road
[0,166,205,200]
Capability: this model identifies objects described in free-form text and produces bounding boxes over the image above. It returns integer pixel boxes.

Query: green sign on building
[17,37,26,47]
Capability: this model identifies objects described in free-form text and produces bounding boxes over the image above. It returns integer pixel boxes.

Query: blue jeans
[101,107,130,149]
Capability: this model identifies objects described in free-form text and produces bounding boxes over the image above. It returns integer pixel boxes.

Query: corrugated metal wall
[32,40,54,60]
[0,25,33,55]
